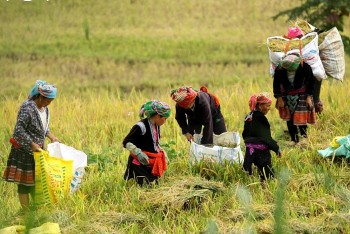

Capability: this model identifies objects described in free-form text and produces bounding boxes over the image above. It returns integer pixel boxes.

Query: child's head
[249,93,272,115]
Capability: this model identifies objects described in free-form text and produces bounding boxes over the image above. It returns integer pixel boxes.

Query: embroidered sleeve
[13,104,33,151]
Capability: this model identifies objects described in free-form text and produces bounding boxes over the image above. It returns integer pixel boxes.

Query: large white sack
[190,141,243,164]
[48,142,87,171]
[48,142,88,193]
[267,32,327,80]
[193,132,241,147]
[319,27,345,81]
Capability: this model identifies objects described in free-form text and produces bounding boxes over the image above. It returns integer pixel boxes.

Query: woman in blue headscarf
[3,80,60,211]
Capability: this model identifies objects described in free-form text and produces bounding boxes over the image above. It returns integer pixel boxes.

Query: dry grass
[140,176,225,210]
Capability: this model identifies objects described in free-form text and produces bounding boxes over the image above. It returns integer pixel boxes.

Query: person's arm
[122,124,142,147]
[174,105,190,135]
[303,63,315,96]
[197,95,214,145]
[122,124,149,165]
[273,69,284,98]
[273,69,285,108]
[252,112,279,153]
[12,104,35,152]
[303,64,315,109]
[47,132,60,142]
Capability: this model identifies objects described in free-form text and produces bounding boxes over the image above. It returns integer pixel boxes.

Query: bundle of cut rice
[140,176,225,210]
[267,34,315,52]
[291,18,316,34]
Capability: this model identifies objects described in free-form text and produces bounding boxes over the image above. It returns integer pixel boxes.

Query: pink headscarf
[170,86,197,108]
[286,27,304,39]
[249,93,272,111]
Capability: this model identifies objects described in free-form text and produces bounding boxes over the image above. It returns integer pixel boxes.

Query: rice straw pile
[291,18,315,34]
[227,204,273,223]
[62,212,145,233]
[93,211,145,225]
[140,176,225,210]
[267,34,315,52]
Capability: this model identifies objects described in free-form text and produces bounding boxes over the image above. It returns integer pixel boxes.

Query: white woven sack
[267,36,285,75]
[267,32,327,80]
[319,27,345,81]
[213,131,240,147]
[302,32,327,80]
[193,132,241,147]
[190,140,243,164]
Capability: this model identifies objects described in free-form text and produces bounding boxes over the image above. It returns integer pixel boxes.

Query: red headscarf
[249,93,272,111]
[170,86,197,108]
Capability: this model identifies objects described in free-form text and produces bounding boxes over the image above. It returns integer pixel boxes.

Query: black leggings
[286,120,307,142]
[18,184,34,194]
[124,156,159,186]
[243,149,274,182]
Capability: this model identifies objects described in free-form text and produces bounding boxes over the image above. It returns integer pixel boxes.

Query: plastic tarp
[317,135,350,158]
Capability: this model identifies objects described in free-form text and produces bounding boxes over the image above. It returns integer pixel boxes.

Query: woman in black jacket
[242,93,281,181]
[170,86,226,145]
[123,100,171,186]
[273,54,316,144]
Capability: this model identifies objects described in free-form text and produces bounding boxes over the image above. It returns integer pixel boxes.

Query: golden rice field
[0,0,350,233]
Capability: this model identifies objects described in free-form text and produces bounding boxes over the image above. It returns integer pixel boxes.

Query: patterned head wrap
[249,93,272,111]
[280,54,301,72]
[139,100,171,119]
[28,80,57,99]
[170,86,197,108]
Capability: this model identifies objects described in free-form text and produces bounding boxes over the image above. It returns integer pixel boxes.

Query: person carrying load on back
[284,26,323,114]
[170,86,226,146]
[273,53,316,146]
[123,100,171,186]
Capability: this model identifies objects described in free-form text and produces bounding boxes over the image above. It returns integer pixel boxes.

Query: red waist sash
[131,150,167,177]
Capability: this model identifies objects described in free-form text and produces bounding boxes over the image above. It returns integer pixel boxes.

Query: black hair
[30,94,41,100]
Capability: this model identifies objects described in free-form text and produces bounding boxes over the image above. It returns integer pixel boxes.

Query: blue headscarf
[28,80,57,99]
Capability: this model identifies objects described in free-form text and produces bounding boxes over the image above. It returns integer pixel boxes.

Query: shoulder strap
[135,121,146,135]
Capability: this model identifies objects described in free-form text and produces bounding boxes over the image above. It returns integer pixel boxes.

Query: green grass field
[1,0,350,233]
